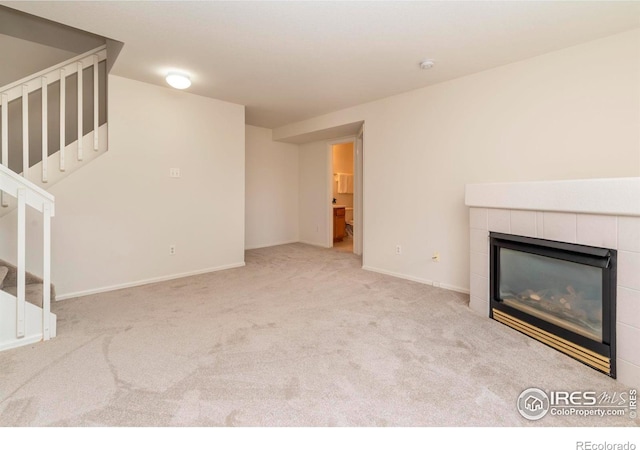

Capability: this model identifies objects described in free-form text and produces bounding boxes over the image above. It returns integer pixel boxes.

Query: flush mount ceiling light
[166,72,191,89]
[419,59,435,70]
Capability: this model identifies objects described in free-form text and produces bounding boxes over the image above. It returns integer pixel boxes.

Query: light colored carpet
[0,243,636,426]
[333,236,353,253]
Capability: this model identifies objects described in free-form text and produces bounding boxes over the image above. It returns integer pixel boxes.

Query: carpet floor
[0,243,636,426]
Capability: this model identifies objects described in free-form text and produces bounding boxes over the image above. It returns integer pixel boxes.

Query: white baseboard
[245,239,299,250]
[361,265,470,295]
[56,259,470,301]
[440,282,471,295]
[56,262,246,301]
[298,240,331,248]
[0,334,44,352]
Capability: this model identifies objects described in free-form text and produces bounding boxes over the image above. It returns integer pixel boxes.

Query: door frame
[354,124,364,256]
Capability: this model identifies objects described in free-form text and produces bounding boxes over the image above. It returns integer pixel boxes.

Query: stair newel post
[41,77,48,183]
[22,85,29,180]
[59,68,66,172]
[77,61,83,161]
[16,188,26,338]
[93,54,99,151]
[1,93,7,207]
[42,202,51,340]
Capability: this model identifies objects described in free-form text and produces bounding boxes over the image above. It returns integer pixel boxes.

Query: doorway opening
[331,141,354,253]
[327,128,362,258]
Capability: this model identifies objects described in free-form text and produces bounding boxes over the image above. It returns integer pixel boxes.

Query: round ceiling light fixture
[166,72,191,89]
[419,59,435,70]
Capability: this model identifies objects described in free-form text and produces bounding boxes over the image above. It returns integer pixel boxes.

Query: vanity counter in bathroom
[333,206,346,242]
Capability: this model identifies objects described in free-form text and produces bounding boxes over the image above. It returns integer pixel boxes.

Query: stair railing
[0,163,54,340]
[0,44,107,201]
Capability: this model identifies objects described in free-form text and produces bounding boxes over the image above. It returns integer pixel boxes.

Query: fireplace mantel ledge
[465,177,640,217]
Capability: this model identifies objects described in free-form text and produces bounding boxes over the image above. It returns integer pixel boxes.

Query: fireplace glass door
[498,248,603,342]
[490,232,616,377]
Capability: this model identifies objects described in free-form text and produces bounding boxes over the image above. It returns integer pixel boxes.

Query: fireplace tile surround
[465,178,640,388]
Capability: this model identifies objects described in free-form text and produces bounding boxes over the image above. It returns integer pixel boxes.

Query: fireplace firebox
[490,232,616,377]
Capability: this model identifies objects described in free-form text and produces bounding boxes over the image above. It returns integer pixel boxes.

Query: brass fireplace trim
[492,309,611,375]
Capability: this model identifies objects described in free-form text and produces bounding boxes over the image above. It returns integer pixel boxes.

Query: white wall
[245,125,299,249]
[298,140,331,247]
[274,29,640,292]
[0,75,246,298]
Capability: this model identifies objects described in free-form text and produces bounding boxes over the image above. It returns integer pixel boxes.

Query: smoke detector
[419,59,435,70]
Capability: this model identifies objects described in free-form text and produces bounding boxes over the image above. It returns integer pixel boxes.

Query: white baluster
[1,93,7,167]
[1,93,7,207]
[59,68,66,171]
[77,61,83,161]
[93,54,99,151]
[22,85,29,179]
[41,77,48,182]
[42,202,52,340]
[16,188,26,338]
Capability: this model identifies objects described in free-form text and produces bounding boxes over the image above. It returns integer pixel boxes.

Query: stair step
[0,259,55,305]
[3,283,44,308]
[0,259,42,288]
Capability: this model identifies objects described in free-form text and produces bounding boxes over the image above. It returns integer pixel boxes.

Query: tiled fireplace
[465,178,640,387]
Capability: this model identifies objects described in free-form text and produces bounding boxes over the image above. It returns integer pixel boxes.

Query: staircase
[0,45,108,213]
[0,163,55,350]
[0,253,57,351]
[0,44,110,351]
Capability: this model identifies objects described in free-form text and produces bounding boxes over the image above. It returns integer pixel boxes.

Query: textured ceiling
[4,1,639,128]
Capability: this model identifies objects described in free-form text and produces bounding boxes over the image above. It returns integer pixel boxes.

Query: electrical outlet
[432,251,440,262]
[169,244,176,255]
[169,168,181,178]
[396,245,401,254]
